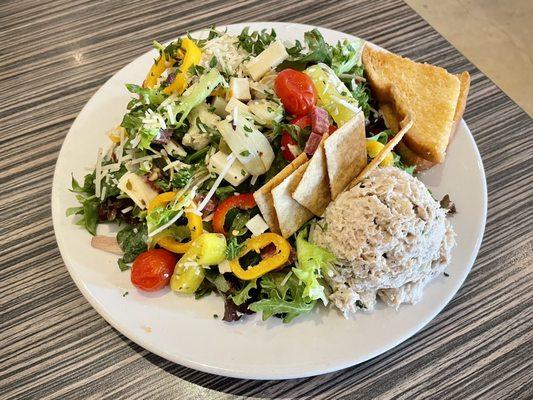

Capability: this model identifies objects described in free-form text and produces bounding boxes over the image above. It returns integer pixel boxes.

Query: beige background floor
[406,0,533,117]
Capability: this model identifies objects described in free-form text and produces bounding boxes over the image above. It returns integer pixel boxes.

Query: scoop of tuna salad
[310,167,455,316]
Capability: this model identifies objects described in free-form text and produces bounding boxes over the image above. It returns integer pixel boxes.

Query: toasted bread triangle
[362,44,461,163]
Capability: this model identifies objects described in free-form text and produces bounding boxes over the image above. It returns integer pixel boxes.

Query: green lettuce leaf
[171,68,224,127]
[249,273,315,323]
[237,27,277,56]
[231,279,257,306]
[292,228,335,304]
[67,174,99,235]
[116,224,148,270]
[278,29,332,70]
[331,39,364,76]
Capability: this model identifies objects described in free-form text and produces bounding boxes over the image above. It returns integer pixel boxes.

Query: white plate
[52,22,487,380]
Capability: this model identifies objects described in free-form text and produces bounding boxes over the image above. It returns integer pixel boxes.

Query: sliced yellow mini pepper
[170,233,227,293]
[366,140,394,167]
[144,51,174,89]
[163,38,202,95]
[107,126,127,144]
[230,233,291,280]
[147,191,203,253]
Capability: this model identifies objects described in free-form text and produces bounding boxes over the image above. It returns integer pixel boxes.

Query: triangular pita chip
[271,161,314,238]
[253,153,308,233]
[292,133,331,216]
[350,117,414,187]
[324,111,367,199]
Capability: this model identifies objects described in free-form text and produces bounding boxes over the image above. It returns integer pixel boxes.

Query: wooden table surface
[1,0,532,398]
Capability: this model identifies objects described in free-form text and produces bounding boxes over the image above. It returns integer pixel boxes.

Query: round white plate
[52,22,487,380]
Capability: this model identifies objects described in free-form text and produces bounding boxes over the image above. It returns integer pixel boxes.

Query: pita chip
[324,111,367,199]
[292,133,331,216]
[253,153,308,234]
[271,161,314,238]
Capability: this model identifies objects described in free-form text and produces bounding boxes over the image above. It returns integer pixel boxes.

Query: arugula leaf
[351,82,371,119]
[125,84,165,108]
[171,168,192,188]
[225,236,245,260]
[292,228,335,305]
[278,29,332,70]
[231,279,257,306]
[70,172,95,195]
[271,121,310,149]
[229,211,250,237]
[331,39,364,76]
[116,224,148,269]
[121,111,143,131]
[249,273,315,323]
[68,173,99,235]
[367,130,393,144]
[237,27,277,56]
[215,186,235,201]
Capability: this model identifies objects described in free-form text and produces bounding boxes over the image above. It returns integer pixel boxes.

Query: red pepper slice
[212,193,257,235]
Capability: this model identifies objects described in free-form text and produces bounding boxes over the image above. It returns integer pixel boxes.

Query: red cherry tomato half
[281,132,298,162]
[131,249,177,291]
[291,114,312,129]
[280,115,311,162]
[275,69,317,117]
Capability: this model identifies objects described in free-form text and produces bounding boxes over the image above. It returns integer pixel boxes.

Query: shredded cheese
[197,153,236,213]
[163,159,189,172]
[94,148,103,198]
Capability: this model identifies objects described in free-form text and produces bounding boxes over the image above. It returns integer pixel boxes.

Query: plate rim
[51,21,488,380]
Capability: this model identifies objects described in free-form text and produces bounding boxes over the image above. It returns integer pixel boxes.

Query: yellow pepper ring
[230,233,292,280]
[163,38,202,95]
[147,191,203,253]
[143,52,175,89]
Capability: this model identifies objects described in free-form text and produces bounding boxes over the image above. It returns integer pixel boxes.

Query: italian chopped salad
[68,27,451,323]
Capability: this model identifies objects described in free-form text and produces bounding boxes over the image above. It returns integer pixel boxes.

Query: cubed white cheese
[208,151,250,186]
[218,260,232,274]
[225,97,250,115]
[228,77,251,101]
[183,104,221,150]
[212,96,228,117]
[244,40,289,81]
[245,214,269,236]
[248,99,284,128]
[218,139,232,154]
[117,172,158,209]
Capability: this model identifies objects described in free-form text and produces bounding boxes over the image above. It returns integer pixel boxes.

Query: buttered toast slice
[362,44,465,164]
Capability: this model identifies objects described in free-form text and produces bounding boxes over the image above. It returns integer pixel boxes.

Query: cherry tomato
[275,69,317,117]
[281,132,298,161]
[131,249,177,291]
[291,114,312,129]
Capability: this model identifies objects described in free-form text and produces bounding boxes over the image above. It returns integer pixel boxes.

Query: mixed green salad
[68,27,412,322]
